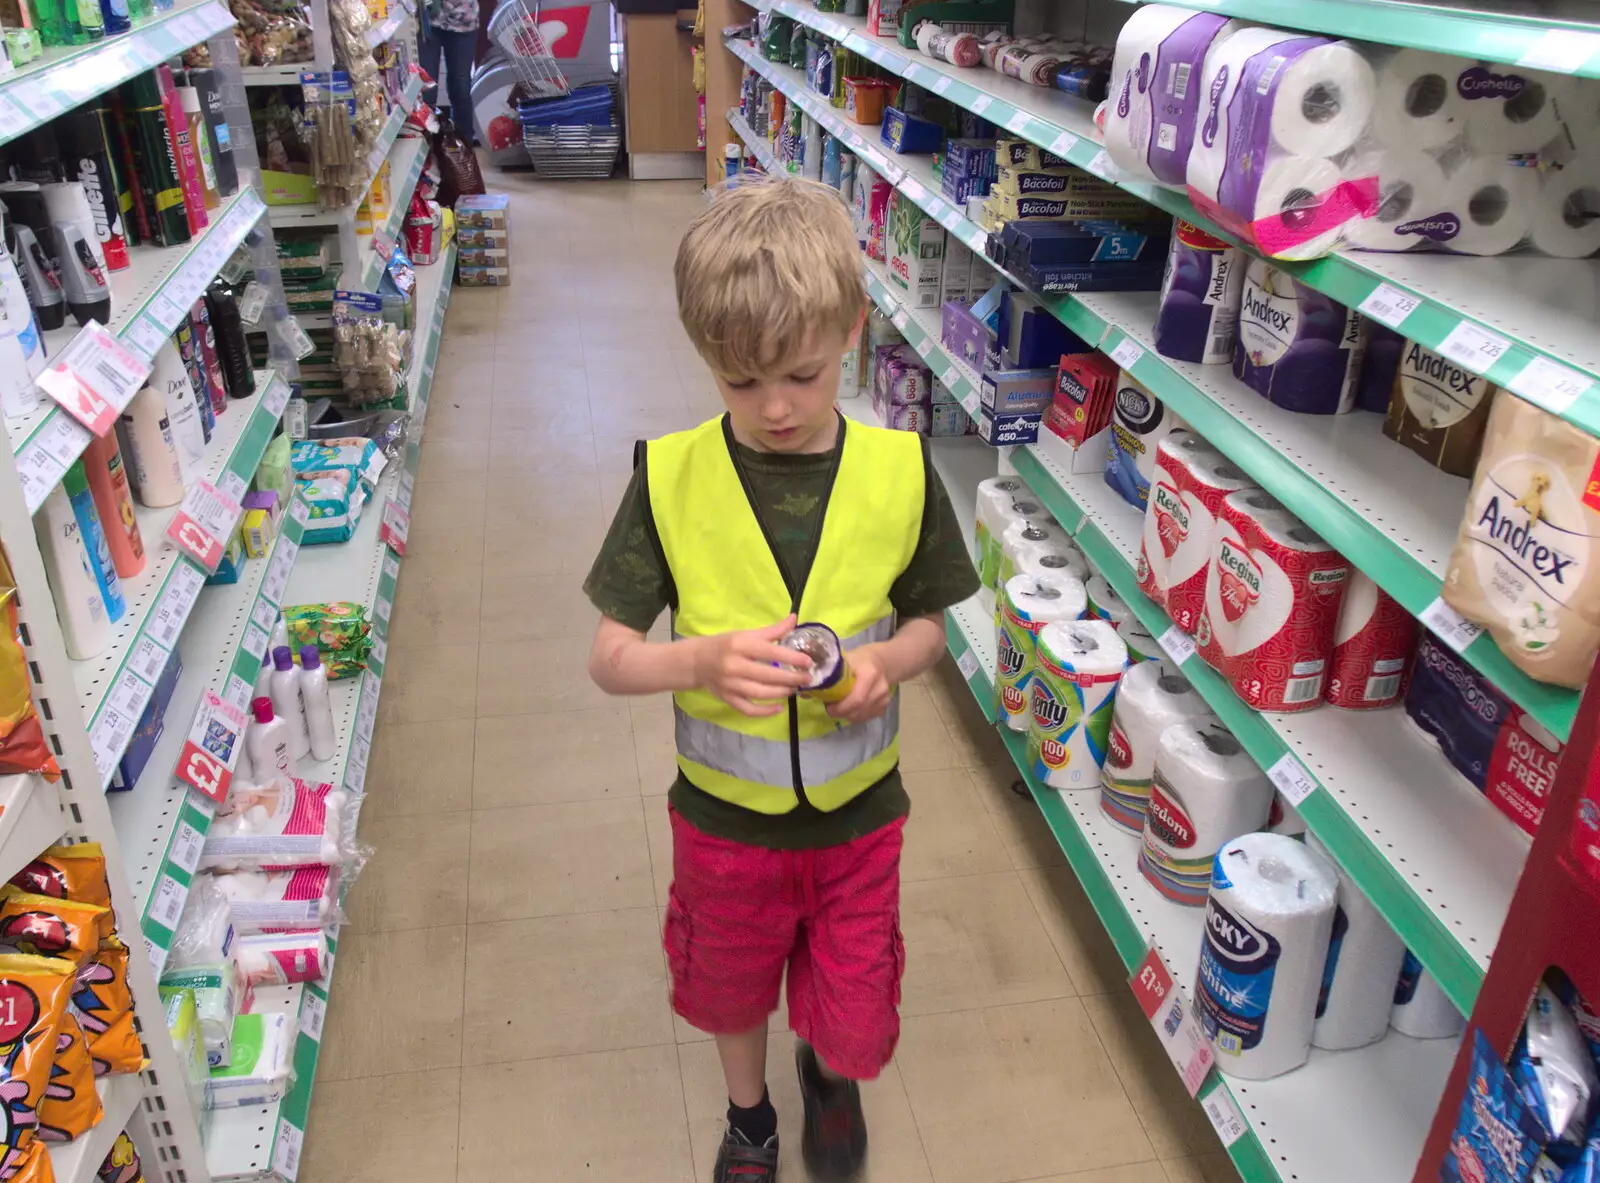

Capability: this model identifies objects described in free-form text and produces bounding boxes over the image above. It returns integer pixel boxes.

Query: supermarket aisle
[296,176,1235,1183]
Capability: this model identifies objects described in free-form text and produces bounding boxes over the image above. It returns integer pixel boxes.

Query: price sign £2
[166,479,245,573]
[35,322,151,436]
[174,690,249,804]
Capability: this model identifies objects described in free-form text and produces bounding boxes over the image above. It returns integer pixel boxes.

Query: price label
[1109,337,1145,371]
[960,389,980,417]
[124,317,169,361]
[1201,1087,1248,1148]
[1088,148,1111,176]
[243,623,270,663]
[146,572,199,650]
[372,230,397,262]
[223,674,252,716]
[16,413,92,512]
[345,736,369,792]
[397,474,414,512]
[289,497,310,527]
[288,319,316,359]
[1050,130,1079,157]
[174,690,249,804]
[1517,28,1600,73]
[218,470,247,505]
[1158,626,1195,665]
[89,705,136,780]
[36,322,151,436]
[1420,596,1484,653]
[1129,944,1214,1097]
[273,1120,304,1183]
[900,176,925,204]
[933,75,952,95]
[251,597,278,634]
[1004,108,1029,134]
[1358,284,1421,329]
[381,501,410,555]
[956,648,980,680]
[0,95,30,140]
[970,94,992,115]
[170,820,205,876]
[1266,752,1318,807]
[1437,321,1511,376]
[370,635,388,669]
[263,375,291,419]
[383,553,400,582]
[1508,355,1592,416]
[166,479,244,573]
[128,637,170,686]
[147,939,167,981]
[108,669,152,724]
[299,993,326,1041]
[149,876,186,930]
[374,595,392,627]
[262,542,295,605]
[238,281,269,327]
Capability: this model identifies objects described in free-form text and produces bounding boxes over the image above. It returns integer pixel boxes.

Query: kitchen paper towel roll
[1342,150,1451,252]
[1086,574,1131,630]
[1370,49,1471,151]
[999,518,1072,595]
[1103,4,1239,187]
[1140,721,1274,906]
[1028,619,1128,789]
[1530,166,1600,259]
[1197,832,1339,1078]
[1100,660,1212,833]
[1325,570,1417,709]
[997,572,1088,732]
[1234,257,1367,414]
[1463,64,1585,156]
[1391,950,1466,1039]
[1154,220,1246,364]
[1430,155,1539,256]
[1306,834,1407,1051]
[1139,431,1254,627]
[1016,543,1089,584]
[975,477,1040,588]
[1196,490,1350,713]
[1120,620,1160,662]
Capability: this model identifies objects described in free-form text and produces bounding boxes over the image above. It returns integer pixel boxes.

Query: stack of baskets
[519,83,621,179]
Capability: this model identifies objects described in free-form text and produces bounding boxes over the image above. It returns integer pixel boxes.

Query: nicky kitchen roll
[1307,835,1406,1051]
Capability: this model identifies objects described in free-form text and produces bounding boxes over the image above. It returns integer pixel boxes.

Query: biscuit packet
[1442,394,1600,688]
[0,955,77,1178]
[71,940,142,1077]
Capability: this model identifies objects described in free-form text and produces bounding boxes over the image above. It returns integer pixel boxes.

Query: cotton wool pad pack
[1099,661,1212,833]
[1028,620,1127,789]
[996,573,1088,733]
[1196,832,1339,1079]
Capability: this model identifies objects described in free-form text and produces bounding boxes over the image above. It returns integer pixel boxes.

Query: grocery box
[976,408,1042,447]
[886,191,946,309]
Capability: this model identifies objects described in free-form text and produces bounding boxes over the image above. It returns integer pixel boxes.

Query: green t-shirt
[583,422,980,850]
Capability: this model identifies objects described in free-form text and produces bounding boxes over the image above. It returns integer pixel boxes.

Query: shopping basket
[520,82,622,178]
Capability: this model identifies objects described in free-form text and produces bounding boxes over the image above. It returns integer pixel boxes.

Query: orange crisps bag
[97,1132,142,1183]
[0,549,57,781]
[0,955,76,1179]
[0,891,109,1143]
[72,940,140,1077]
[9,846,114,924]
[7,1142,51,1183]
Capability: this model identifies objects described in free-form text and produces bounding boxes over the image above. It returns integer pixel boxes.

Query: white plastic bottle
[268,646,310,759]
[298,645,337,762]
[34,484,110,660]
[152,340,206,485]
[246,697,295,780]
[270,618,289,657]
[252,648,275,704]
[117,384,187,508]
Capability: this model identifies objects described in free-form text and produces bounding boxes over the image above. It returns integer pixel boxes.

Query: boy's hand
[693,614,814,717]
[827,646,894,723]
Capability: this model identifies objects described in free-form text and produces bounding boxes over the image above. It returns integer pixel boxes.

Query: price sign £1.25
[174,690,249,804]
[166,479,245,573]
[1130,944,1215,1097]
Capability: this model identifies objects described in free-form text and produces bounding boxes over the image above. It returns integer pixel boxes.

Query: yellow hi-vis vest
[644,413,925,813]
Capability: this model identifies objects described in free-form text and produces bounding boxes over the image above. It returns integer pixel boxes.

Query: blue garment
[418,25,478,138]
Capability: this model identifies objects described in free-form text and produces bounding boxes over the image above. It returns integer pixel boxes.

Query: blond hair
[675,175,866,378]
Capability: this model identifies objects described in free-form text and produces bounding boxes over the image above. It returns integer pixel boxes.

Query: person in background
[419,0,480,144]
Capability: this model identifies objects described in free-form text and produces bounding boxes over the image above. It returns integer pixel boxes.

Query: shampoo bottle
[151,339,206,484]
[82,432,144,578]
[0,232,45,418]
[298,645,337,761]
[117,383,186,507]
[247,697,295,779]
[62,459,125,624]
[268,645,310,760]
[35,483,110,659]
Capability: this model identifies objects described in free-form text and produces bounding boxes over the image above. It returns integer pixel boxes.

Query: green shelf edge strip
[1007,447,1483,1014]
[736,4,1600,436]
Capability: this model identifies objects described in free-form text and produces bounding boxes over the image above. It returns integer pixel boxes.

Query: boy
[584,177,978,1182]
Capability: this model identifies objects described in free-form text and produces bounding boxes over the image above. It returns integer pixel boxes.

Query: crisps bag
[72,941,141,1077]
[0,549,58,780]
[0,955,77,1177]
[37,1013,99,1143]
[9,846,113,918]
[0,890,109,966]
[98,1131,143,1183]
[7,1143,51,1183]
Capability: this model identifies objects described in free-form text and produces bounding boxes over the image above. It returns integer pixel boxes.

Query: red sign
[380,500,410,556]
[166,479,244,573]
[35,322,151,437]
[175,690,248,804]
[1130,944,1214,1097]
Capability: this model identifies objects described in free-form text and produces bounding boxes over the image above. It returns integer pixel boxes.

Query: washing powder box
[976,408,1042,447]
[992,219,1170,268]
[980,367,1056,415]
[455,194,510,229]
[887,191,946,309]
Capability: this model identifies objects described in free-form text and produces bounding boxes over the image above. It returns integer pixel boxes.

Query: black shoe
[795,1041,867,1180]
[713,1125,779,1182]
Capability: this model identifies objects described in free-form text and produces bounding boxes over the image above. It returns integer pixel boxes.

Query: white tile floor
[297,173,1237,1183]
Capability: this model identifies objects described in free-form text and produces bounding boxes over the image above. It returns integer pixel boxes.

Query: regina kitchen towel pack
[1306,835,1407,1051]
[1139,721,1273,906]
[1154,221,1246,365]
[1105,374,1187,509]
[1028,619,1128,790]
[1326,571,1417,709]
[1196,832,1339,1079]
[1101,5,1238,187]
[997,572,1088,732]
[1186,27,1378,260]
[1234,259,1367,415]
[1100,660,1213,832]
[1196,490,1350,712]
[1138,431,1255,631]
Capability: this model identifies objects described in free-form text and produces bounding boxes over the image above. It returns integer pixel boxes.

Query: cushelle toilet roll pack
[1104,5,1600,259]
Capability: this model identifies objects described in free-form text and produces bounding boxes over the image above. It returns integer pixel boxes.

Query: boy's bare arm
[826,614,947,724]
[589,614,815,717]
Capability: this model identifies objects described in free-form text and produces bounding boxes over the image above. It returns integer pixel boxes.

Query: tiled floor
[298,174,1237,1183]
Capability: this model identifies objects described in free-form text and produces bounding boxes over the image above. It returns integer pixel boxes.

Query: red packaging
[191,298,228,419]
[1487,711,1560,838]
[1324,571,1416,710]
[1194,489,1349,712]
[1138,432,1253,629]
[1046,352,1119,446]
[156,66,209,234]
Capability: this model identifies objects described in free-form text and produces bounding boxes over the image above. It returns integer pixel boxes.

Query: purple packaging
[941,301,993,373]
[1154,220,1245,365]
[1355,321,1404,413]
[1233,258,1366,414]
[885,404,931,433]
[1405,632,1509,790]
[1106,8,1235,185]
[875,347,932,406]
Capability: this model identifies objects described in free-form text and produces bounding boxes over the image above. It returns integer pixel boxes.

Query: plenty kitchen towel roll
[1028,619,1128,790]
[1196,832,1339,1079]
[1391,950,1465,1039]
[1342,150,1451,252]
[1102,5,1239,187]
[1138,431,1254,625]
[1530,165,1600,259]
[1196,490,1350,712]
[1105,374,1186,509]
[1370,49,1471,150]
[1326,571,1417,709]
[1100,660,1212,833]
[1016,541,1090,584]
[1307,835,1407,1051]
[1140,721,1274,906]
[1086,574,1132,630]
[1154,220,1246,364]
[997,572,1088,733]
[998,517,1073,596]
[1234,257,1367,415]
[1121,619,1161,662]
[976,477,1042,589]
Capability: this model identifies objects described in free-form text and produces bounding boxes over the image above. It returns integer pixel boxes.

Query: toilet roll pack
[1325,571,1417,710]
[1137,431,1255,632]
[1100,660,1213,832]
[1027,619,1128,790]
[1233,259,1367,415]
[997,572,1088,733]
[1383,339,1500,476]
[1195,490,1351,712]
[1153,220,1246,366]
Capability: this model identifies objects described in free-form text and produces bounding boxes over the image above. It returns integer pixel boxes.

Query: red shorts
[663,809,906,1080]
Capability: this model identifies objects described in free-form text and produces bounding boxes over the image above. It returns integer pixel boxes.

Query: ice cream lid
[781,623,845,690]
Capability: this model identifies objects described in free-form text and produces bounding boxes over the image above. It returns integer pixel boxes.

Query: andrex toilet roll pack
[1233,259,1366,415]
[1196,490,1350,712]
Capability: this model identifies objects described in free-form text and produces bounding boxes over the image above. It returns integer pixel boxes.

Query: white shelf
[355,134,428,289]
